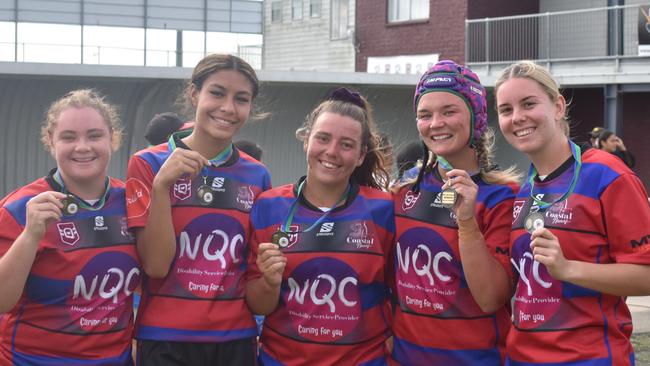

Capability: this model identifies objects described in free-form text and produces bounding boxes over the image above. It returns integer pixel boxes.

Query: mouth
[431,134,452,141]
[514,128,535,137]
[319,160,340,170]
[72,157,96,163]
[210,115,238,126]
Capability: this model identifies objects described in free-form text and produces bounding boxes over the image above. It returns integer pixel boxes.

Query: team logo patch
[126,178,151,219]
[285,225,300,249]
[57,222,80,246]
[212,177,225,191]
[346,222,374,249]
[512,200,526,223]
[236,185,254,210]
[173,178,192,201]
[316,222,335,237]
[402,190,420,211]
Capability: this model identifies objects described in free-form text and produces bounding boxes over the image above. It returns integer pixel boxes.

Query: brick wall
[355,0,469,71]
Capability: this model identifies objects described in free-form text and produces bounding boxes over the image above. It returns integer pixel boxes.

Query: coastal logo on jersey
[94,216,108,231]
[316,222,335,237]
[126,177,151,219]
[211,177,226,192]
[236,185,254,210]
[346,222,374,249]
[545,199,573,225]
[173,178,192,201]
[285,257,361,342]
[57,222,80,246]
[513,200,526,223]
[402,190,420,211]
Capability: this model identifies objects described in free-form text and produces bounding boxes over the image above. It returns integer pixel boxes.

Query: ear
[189,84,199,107]
[356,147,367,167]
[47,132,56,157]
[303,138,309,155]
[554,94,566,123]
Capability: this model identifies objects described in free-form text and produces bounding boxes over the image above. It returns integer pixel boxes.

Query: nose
[511,106,525,124]
[220,96,236,114]
[74,137,91,151]
[428,114,445,129]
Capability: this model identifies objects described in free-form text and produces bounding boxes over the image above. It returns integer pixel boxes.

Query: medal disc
[272,230,290,248]
[524,212,545,233]
[62,195,78,215]
[197,185,213,205]
[440,188,458,209]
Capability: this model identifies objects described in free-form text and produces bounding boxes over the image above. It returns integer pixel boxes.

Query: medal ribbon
[53,169,110,211]
[280,179,350,234]
[527,140,582,210]
[167,132,234,171]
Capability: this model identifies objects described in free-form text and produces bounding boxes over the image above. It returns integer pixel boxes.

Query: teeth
[515,128,534,137]
[212,116,235,125]
[321,161,337,169]
[74,157,94,162]
[432,134,452,141]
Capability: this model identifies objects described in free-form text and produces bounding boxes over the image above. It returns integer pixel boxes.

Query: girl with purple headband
[391,60,520,365]
[246,88,394,365]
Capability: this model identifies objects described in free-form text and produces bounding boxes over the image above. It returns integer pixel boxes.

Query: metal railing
[465,4,645,64]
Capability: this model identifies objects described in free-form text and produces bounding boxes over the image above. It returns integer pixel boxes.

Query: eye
[497,106,512,115]
[417,114,432,122]
[341,141,355,150]
[523,101,536,109]
[236,96,251,104]
[210,90,225,98]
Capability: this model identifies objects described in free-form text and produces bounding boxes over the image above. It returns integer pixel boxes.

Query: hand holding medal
[256,242,286,287]
[155,148,210,189]
[529,228,571,281]
[24,191,68,240]
[443,169,479,221]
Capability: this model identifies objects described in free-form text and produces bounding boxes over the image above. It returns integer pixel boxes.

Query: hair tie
[328,87,365,110]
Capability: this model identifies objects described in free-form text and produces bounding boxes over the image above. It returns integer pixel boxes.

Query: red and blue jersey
[391,168,516,366]
[126,138,271,343]
[507,147,650,366]
[248,180,394,366]
[0,174,139,366]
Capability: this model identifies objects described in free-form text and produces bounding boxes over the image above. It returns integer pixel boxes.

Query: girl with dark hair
[125,54,271,365]
[0,89,139,365]
[391,60,520,365]
[494,60,650,366]
[246,88,394,365]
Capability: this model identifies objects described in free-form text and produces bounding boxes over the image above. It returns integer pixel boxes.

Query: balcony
[465,4,650,87]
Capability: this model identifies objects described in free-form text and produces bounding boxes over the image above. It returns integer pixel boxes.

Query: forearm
[457,217,512,313]
[136,185,177,278]
[0,231,40,312]
[246,278,281,315]
[562,261,650,296]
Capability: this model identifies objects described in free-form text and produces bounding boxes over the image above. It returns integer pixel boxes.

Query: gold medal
[524,212,545,234]
[61,195,78,215]
[440,188,457,209]
[271,230,290,248]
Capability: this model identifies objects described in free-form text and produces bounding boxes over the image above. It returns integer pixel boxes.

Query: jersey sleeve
[601,173,650,264]
[0,207,23,258]
[480,196,516,278]
[125,155,155,229]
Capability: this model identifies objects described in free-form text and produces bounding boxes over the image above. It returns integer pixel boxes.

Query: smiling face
[416,91,473,162]
[190,69,253,145]
[49,106,113,187]
[304,112,366,191]
[496,77,566,158]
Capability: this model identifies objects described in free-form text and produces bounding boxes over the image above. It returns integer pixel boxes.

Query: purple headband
[328,87,366,110]
[413,60,487,146]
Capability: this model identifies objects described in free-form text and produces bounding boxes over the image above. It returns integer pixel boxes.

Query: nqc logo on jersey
[72,252,140,305]
[317,222,335,237]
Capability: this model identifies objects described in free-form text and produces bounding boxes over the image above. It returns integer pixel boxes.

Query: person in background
[394,140,423,182]
[598,129,635,168]
[246,87,394,365]
[126,54,272,365]
[0,89,139,365]
[494,60,650,366]
[144,112,184,146]
[391,60,519,365]
[235,139,264,162]
[588,126,603,148]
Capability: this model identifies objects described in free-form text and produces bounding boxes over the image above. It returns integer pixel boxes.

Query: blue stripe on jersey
[393,337,501,366]
[137,150,168,175]
[562,281,599,299]
[258,348,286,366]
[476,182,516,210]
[11,347,133,366]
[251,196,294,229]
[358,357,389,366]
[4,195,31,226]
[574,162,621,199]
[505,356,614,366]
[137,324,257,342]
[360,282,388,311]
[24,274,70,305]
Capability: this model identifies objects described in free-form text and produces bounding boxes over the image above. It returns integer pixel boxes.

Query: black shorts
[136,337,257,366]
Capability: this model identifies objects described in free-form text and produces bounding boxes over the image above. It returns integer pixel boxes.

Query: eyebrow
[207,83,253,97]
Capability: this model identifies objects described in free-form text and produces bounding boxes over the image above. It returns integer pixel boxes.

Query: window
[292,0,303,20]
[388,0,429,23]
[310,0,321,17]
[271,1,282,23]
[331,0,349,39]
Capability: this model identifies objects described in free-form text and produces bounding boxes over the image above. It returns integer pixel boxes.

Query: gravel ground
[633,333,650,365]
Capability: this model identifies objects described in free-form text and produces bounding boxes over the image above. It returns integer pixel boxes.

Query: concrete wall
[263,0,356,71]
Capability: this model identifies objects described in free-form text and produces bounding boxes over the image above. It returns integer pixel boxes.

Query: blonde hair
[296,97,390,190]
[41,89,122,152]
[495,60,570,136]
